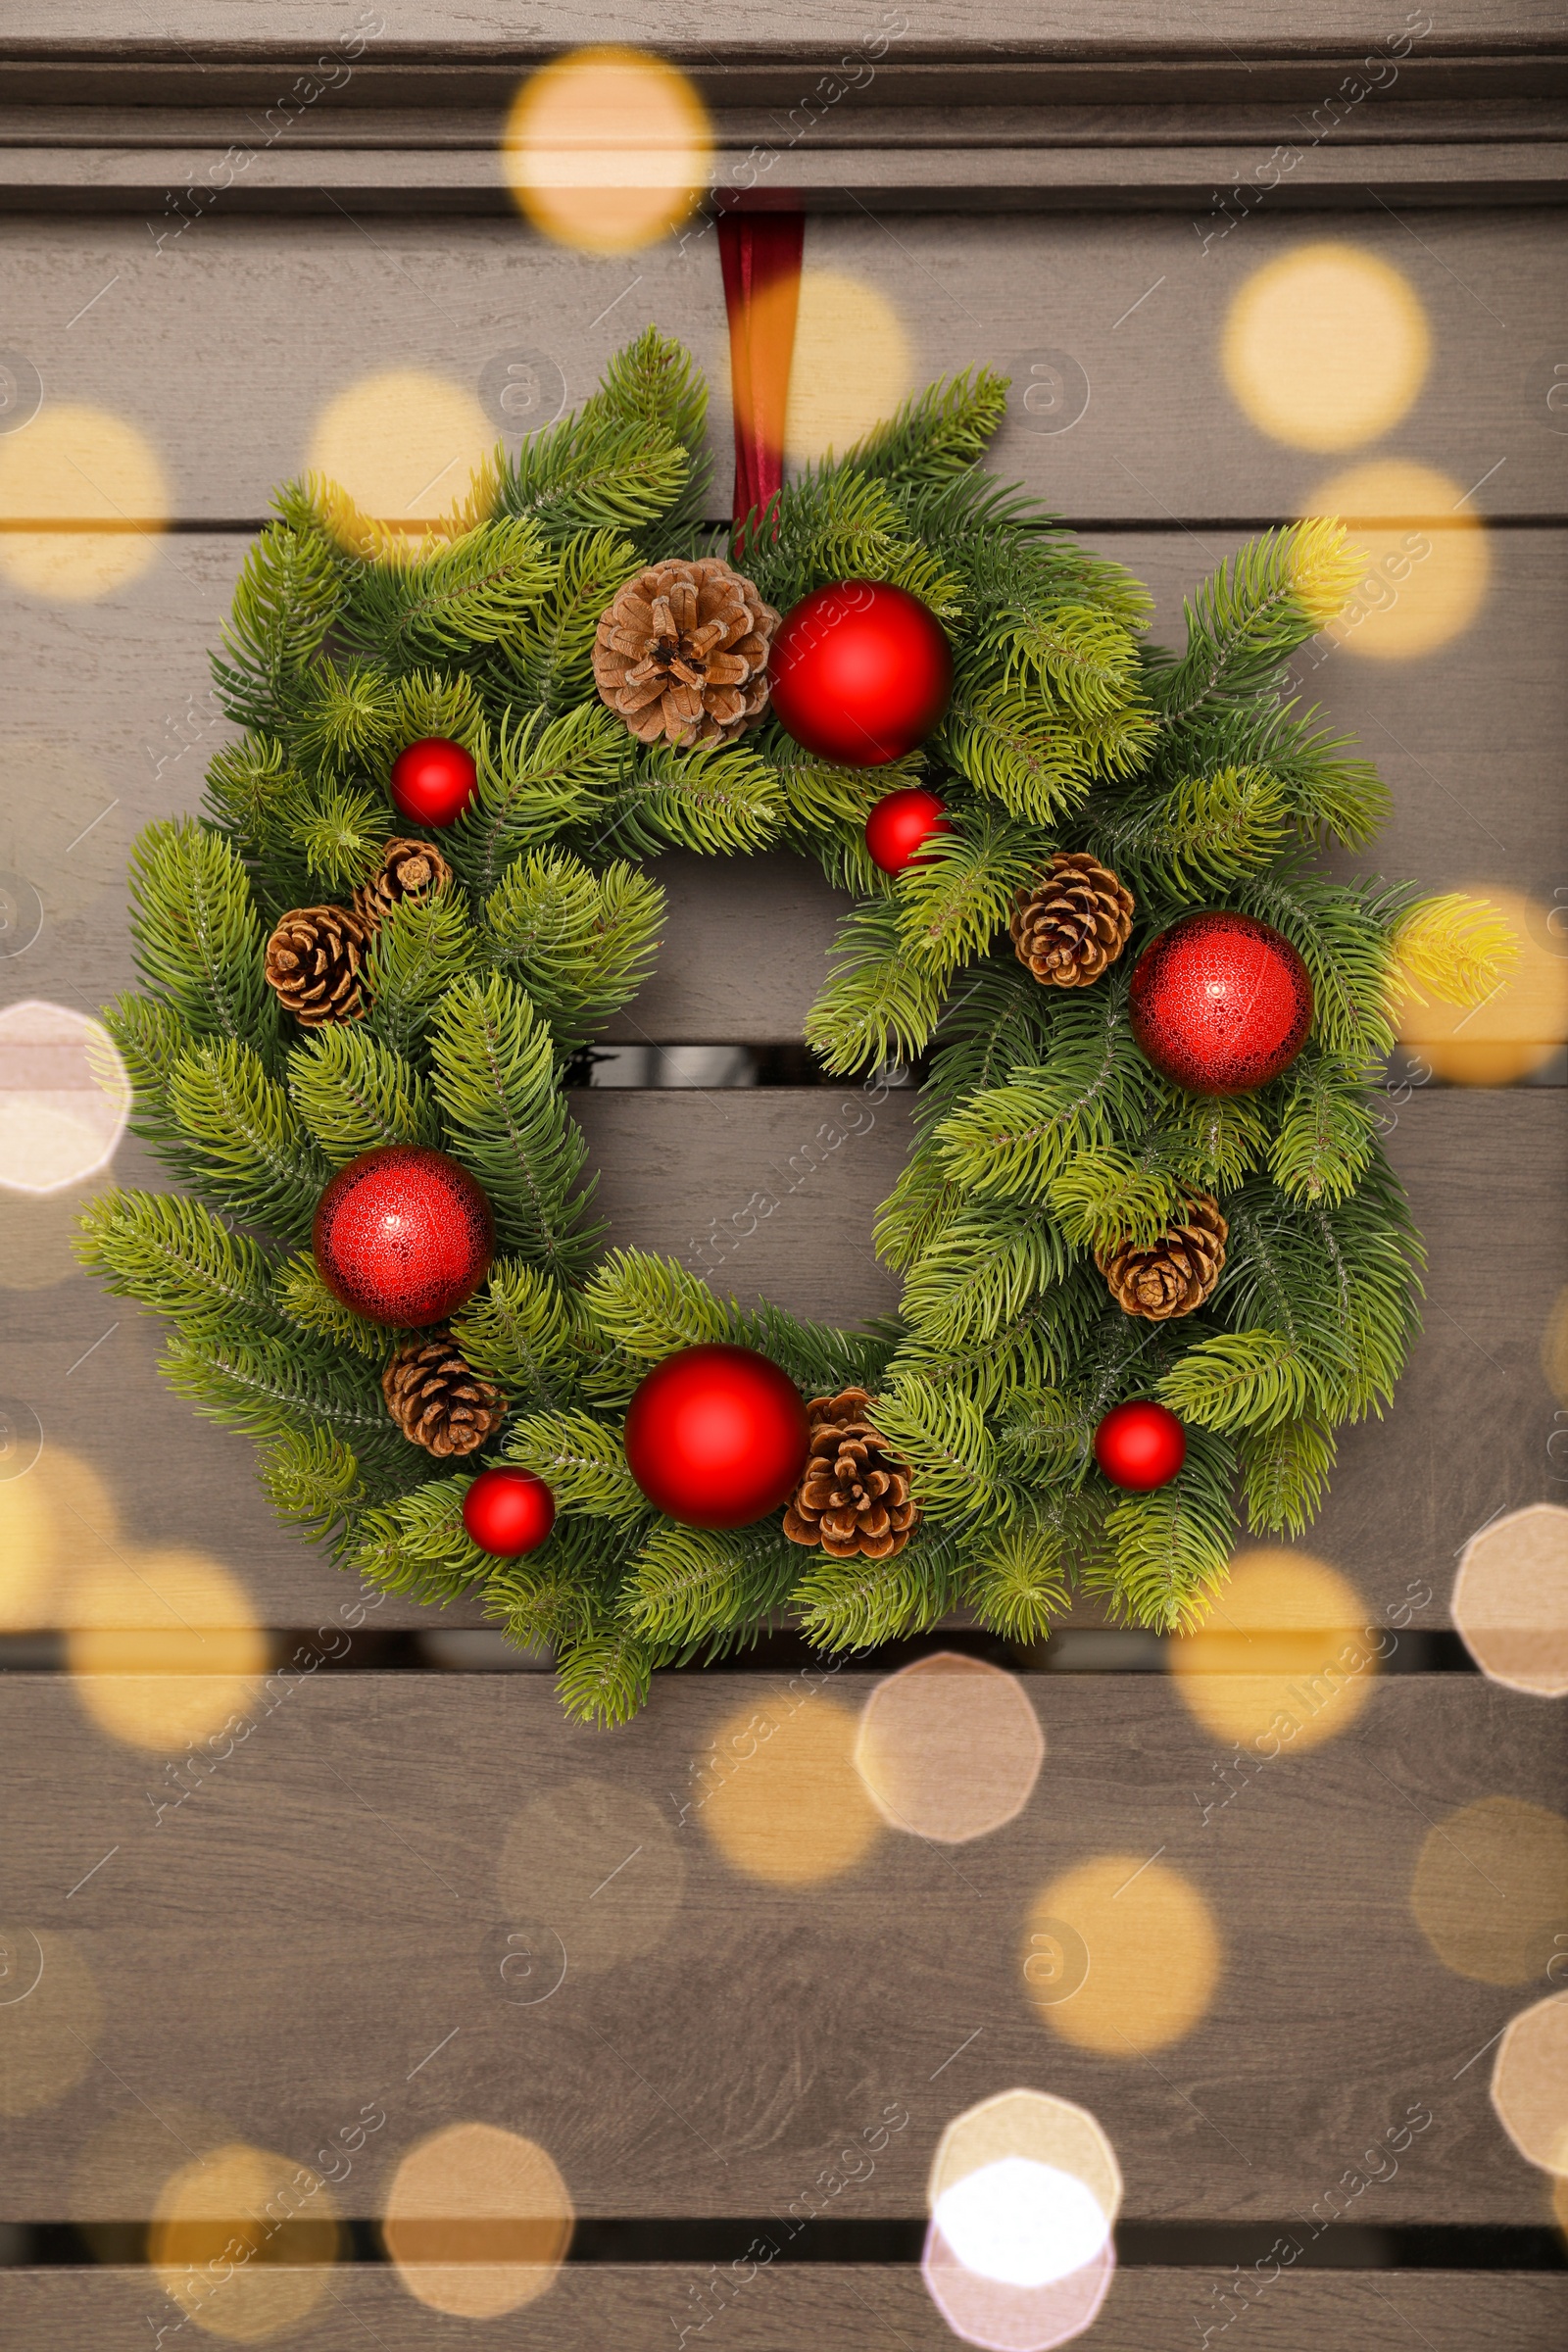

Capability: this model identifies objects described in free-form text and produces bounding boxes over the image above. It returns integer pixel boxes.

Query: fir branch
[1391,892,1518,1010]
[168,1040,330,1242]
[287,1025,441,1163]
[363,891,478,1065]
[989,599,1146,724]
[450,705,620,901]
[483,849,663,1044]
[1155,521,1363,725]
[805,900,950,1076]
[870,1379,1007,1525]
[495,409,688,544]
[505,1408,645,1521]
[126,819,280,1065]
[1238,1416,1336,1538]
[623,1521,797,1650]
[259,1427,367,1546]
[794,1522,963,1653]
[75,1190,280,1335]
[1086,762,1289,894]
[942,683,1094,825]
[898,1204,1071,1355]
[894,813,1038,979]
[353,1472,489,1603]
[212,523,344,730]
[843,368,1009,482]
[1092,1425,1238,1631]
[936,983,1149,1200]
[483,528,645,716]
[1268,1053,1377,1204]
[271,1253,388,1358]
[344,517,554,666]
[450,1257,578,1409]
[602,739,784,858]
[964,1507,1088,1643]
[554,1624,662,1730]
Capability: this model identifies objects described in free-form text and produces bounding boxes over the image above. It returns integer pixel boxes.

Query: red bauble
[313,1145,493,1326]
[1094,1400,1187,1492]
[463,1466,556,1557]
[865,787,953,875]
[1130,911,1313,1096]
[389,737,478,828]
[623,1344,809,1530]
[769,581,953,766]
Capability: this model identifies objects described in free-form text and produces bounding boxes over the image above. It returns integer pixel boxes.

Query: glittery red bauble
[389,737,478,828]
[623,1344,809,1530]
[313,1145,493,1326]
[1130,911,1313,1095]
[769,581,953,766]
[865,787,953,875]
[463,1466,556,1557]
[1094,1400,1187,1492]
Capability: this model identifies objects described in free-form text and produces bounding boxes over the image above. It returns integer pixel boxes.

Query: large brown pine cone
[782,1388,918,1562]
[593,557,778,748]
[1097,1195,1229,1321]
[382,1333,506,1457]
[264,904,372,1028]
[353,836,452,930]
[1010,852,1135,988]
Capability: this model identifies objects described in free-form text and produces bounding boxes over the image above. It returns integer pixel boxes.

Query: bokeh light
[700,1694,881,1886]
[0,1442,119,1630]
[0,402,168,600]
[149,2142,343,2342]
[1452,1503,1568,1694]
[1397,887,1568,1083]
[74,2100,236,2261]
[307,371,494,535]
[67,1548,270,1752]
[1222,243,1429,451]
[382,2122,572,2319]
[0,1930,102,2117]
[0,998,129,1195]
[1024,1857,1221,2054]
[503,46,710,255]
[785,270,912,464]
[923,2089,1120,2351]
[1491,1991,1568,2177]
[855,1653,1044,1842]
[497,1776,683,1976]
[1169,1546,1375,1752]
[1410,1795,1568,1984]
[1302,459,1488,661]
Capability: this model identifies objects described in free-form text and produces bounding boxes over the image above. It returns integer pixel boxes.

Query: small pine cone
[782,1388,919,1562]
[353,837,452,930]
[1097,1195,1229,1321]
[264,904,372,1029]
[382,1332,506,1457]
[1011,852,1135,988]
[593,556,778,748]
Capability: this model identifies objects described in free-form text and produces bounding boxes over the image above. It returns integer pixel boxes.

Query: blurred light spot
[0,402,168,600]
[856,1652,1044,1843]
[1170,1547,1375,1753]
[0,1932,102,2117]
[1491,1991,1568,2178]
[74,2101,235,2264]
[1222,243,1429,451]
[382,2122,572,2319]
[0,1443,119,1630]
[0,741,124,923]
[68,1549,270,1753]
[1398,887,1568,1084]
[0,999,128,1196]
[1302,459,1488,660]
[503,47,710,255]
[307,371,494,532]
[924,2090,1120,2350]
[1410,1795,1568,1985]
[1025,1857,1221,2054]
[149,2142,343,2341]
[785,270,911,464]
[1544,1288,1568,1408]
[497,1777,682,1976]
[1452,1504,1568,1694]
[701,1694,880,1885]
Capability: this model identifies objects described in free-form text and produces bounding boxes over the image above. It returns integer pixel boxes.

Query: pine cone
[1098,1195,1229,1321]
[264,904,372,1028]
[593,556,778,748]
[354,837,452,930]
[782,1388,918,1561]
[382,1332,506,1457]
[1011,852,1135,988]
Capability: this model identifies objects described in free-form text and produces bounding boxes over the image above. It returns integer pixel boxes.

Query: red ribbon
[717,211,806,532]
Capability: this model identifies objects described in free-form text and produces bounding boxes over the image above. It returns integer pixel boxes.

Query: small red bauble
[769,580,953,766]
[1130,911,1313,1096]
[1094,1400,1187,1492]
[865,787,953,875]
[313,1144,493,1326]
[623,1344,809,1530]
[389,737,478,828]
[463,1465,556,1557]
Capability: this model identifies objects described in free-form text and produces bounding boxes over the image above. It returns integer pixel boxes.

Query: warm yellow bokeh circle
[0,1931,103,2119]
[67,1549,270,1752]
[382,2122,573,2319]
[1169,1546,1376,1753]
[1303,459,1489,661]
[700,1695,881,1886]
[149,2142,342,2342]
[1398,887,1568,1084]
[1024,1856,1222,2053]
[785,270,912,464]
[307,370,495,532]
[0,403,169,600]
[1223,243,1429,451]
[1410,1795,1568,1986]
[503,47,710,254]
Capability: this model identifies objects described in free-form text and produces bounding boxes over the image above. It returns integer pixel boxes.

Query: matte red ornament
[1094,1400,1187,1492]
[313,1145,493,1327]
[389,737,478,828]
[624,1344,810,1530]
[865,786,953,876]
[1131,910,1313,1096]
[463,1465,556,1557]
[769,580,953,766]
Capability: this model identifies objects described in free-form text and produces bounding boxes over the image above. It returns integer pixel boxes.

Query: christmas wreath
[79,328,1509,1726]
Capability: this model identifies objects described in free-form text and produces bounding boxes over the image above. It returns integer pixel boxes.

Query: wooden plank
[0,2265,1563,2351]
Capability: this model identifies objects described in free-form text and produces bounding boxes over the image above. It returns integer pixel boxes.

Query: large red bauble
[389,737,478,828]
[313,1145,493,1326]
[865,787,953,875]
[624,1344,809,1530]
[1094,1399,1187,1492]
[769,580,953,766]
[463,1466,556,1557]
[1130,911,1313,1096]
